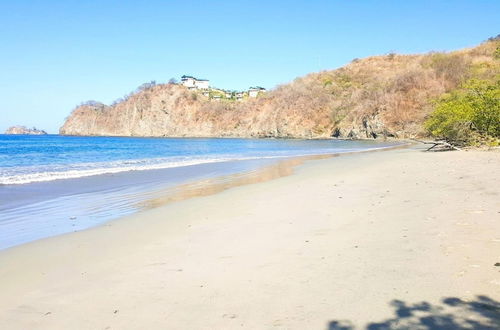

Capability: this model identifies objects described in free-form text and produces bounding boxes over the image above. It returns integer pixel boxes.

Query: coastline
[0,138,402,250]
[0,145,499,329]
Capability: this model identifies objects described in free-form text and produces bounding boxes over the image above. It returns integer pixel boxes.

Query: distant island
[5,126,47,135]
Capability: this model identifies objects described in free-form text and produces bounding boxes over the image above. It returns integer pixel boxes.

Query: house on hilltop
[181,75,210,89]
[248,86,266,98]
[235,92,245,100]
[179,75,265,101]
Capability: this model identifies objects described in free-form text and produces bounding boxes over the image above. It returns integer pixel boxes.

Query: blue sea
[0,135,399,249]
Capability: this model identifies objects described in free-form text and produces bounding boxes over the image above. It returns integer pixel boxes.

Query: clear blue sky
[0,1,498,133]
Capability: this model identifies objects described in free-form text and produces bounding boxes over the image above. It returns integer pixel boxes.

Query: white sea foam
[0,157,236,185]
[0,145,398,185]
[0,154,298,185]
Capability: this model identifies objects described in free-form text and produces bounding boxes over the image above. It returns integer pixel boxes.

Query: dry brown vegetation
[60,40,499,139]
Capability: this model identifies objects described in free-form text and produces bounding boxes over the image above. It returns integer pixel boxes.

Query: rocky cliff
[5,126,47,135]
[60,40,499,139]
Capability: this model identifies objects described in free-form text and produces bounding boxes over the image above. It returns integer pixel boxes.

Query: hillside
[60,40,499,139]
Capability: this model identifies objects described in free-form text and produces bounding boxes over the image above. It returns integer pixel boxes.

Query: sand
[0,145,499,329]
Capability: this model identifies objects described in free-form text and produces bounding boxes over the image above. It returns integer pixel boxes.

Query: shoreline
[0,145,498,329]
[112,144,411,213]
[0,142,404,250]
[5,132,406,143]
[1,136,400,186]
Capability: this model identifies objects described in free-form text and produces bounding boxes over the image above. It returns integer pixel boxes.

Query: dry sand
[0,145,499,329]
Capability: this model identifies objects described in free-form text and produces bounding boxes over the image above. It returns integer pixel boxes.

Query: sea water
[0,135,398,249]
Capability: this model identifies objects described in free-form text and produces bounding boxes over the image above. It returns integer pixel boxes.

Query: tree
[425,78,500,144]
[487,34,500,42]
[136,80,157,92]
[81,100,104,107]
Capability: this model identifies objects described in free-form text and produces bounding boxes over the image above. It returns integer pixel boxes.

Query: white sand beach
[0,145,499,329]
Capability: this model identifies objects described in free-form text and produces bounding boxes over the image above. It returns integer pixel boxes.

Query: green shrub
[494,46,500,60]
[425,78,500,145]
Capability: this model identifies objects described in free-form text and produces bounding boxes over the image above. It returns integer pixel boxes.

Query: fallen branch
[411,139,461,151]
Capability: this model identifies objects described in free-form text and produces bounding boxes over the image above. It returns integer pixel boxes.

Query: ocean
[0,135,399,249]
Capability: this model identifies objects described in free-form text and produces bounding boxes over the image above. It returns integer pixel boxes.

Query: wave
[0,145,399,185]
[0,154,309,185]
[0,157,243,185]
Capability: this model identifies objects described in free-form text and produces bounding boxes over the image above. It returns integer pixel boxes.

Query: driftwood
[412,139,461,151]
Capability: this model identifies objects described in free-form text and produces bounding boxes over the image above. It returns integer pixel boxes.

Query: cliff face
[5,126,47,135]
[60,41,499,139]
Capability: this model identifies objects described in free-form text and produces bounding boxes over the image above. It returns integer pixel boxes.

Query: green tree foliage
[425,78,500,145]
[494,46,500,60]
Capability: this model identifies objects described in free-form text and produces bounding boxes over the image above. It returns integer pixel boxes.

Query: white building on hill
[181,75,210,89]
[248,86,266,98]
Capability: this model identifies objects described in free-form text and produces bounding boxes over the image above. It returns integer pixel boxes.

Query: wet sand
[0,156,293,250]
[0,145,499,329]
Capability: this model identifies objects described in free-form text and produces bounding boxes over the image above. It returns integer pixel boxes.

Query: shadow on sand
[328,295,500,330]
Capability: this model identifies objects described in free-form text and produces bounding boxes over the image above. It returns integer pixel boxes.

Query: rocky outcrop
[5,126,47,135]
[60,40,499,139]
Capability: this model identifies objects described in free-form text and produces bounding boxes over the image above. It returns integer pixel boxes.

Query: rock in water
[4,126,47,135]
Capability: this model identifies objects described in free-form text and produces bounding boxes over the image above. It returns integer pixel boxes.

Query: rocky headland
[60,40,499,139]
